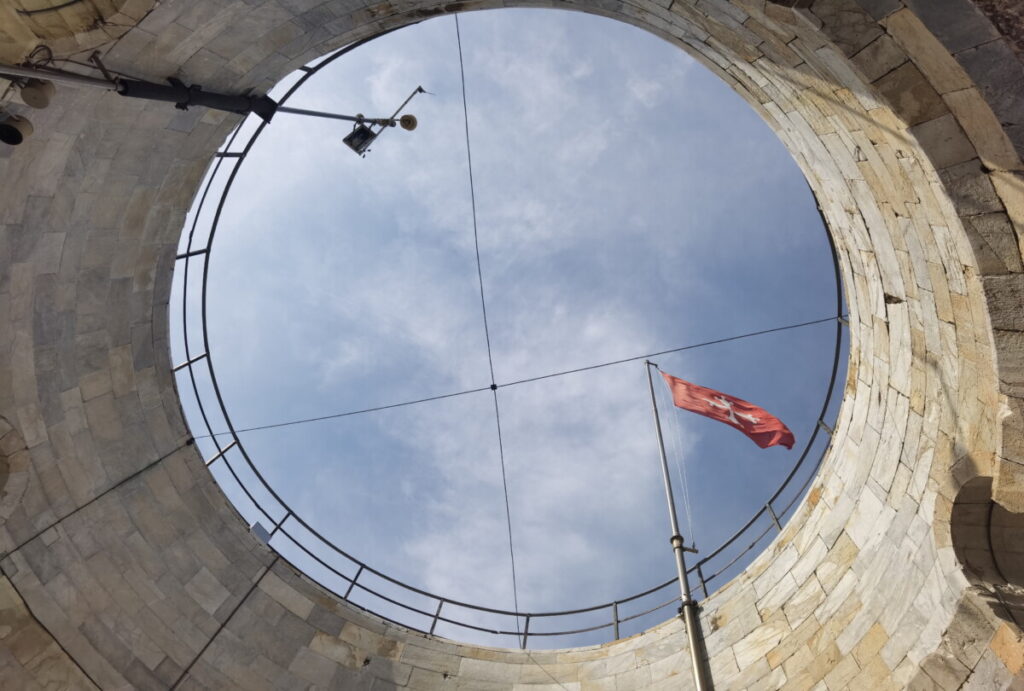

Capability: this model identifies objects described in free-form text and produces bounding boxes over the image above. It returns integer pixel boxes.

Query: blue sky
[172,9,846,648]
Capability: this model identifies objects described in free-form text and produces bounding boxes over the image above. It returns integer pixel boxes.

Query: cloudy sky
[172,9,846,648]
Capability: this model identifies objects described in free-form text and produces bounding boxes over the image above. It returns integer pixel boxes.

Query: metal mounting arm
[115,77,279,122]
[0,61,280,122]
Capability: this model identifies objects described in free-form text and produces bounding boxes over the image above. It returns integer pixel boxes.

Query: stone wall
[0,0,156,73]
[972,1,1024,63]
[0,0,1023,688]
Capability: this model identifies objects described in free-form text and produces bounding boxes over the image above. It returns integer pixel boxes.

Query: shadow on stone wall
[951,476,1024,630]
[0,417,28,522]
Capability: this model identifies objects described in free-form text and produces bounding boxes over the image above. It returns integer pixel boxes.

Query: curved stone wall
[0,0,1023,688]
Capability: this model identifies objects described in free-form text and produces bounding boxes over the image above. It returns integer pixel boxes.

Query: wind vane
[274,85,426,157]
[339,86,425,157]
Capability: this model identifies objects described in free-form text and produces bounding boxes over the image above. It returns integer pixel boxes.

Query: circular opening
[171,8,847,648]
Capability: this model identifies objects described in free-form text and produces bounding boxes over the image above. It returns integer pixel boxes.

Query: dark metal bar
[779,436,835,518]
[696,310,845,570]
[176,248,208,260]
[173,352,207,372]
[214,455,278,530]
[817,419,834,436]
[0,62,277,123]
[273,527,359,592]
[172,35,848,650]
[214,152,244,159]
[766,503,782,531]
[275,105,391,126]
[520,615,530,649]
[697,565,708,599]
[285,520,658,641]
[116,77,278,122]
[339,574,447,622]
[0,62,113,89]
[204,441,237,466]
[269,511,291,538]
[614,596,681,625]
[703,524,775,583]
[344,565,363,600]
[489,619,614,638]
[88,52,115,83]
[429,600,444,635]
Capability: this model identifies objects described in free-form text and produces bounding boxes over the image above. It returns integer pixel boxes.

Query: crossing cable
[455,14,497,387]
[498,315,841,388]
[453,22,563,686]
[192,315,843,439]
[453,14,528,657]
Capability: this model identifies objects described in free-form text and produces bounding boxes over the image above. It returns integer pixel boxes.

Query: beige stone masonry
[0,0,1023,688]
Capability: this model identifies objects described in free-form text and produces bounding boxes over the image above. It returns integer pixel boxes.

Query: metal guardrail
[170,36,847,649]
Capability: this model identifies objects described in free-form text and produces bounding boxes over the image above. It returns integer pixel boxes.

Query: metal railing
[170,37,847,649]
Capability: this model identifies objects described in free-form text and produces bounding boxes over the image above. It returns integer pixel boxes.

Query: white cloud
[187,7,841,644]
[627,76,664,108]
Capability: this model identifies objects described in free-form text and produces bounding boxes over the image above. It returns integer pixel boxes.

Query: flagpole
[645,361,712,691]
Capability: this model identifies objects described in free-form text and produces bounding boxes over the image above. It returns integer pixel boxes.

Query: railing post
[766,502,782,531]
[173,352,208,371]
[817,419,834,436]
[344,565,363,600]
[175,248,209,260]
[697,564,708,599]
[204,440,238,467]
[521,615,530,650]
[429,600,444,635]
[269,511,290,538]
[612,602,620,640]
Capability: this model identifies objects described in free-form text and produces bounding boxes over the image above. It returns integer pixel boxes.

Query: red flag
[660,371,795,450]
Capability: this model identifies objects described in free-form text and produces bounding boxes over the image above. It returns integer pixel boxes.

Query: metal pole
[0,63,278,121]
[275,106,388,125]
[0,62,115,90]
[276,85,423,126]
[645,361,712,691]
[383,85,425,122]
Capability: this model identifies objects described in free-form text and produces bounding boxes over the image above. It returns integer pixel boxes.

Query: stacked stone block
[0,0,1022,688]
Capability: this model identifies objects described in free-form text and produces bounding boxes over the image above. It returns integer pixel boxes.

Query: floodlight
[20,79,55,109]
[0,113,33,145]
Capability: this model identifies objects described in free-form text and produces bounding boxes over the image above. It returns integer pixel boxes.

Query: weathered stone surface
[910,114,978,170]
[938,159,1005,216]
[851,34,908,82]
[1,0,1023,689]
[853,0,901,22]
[943,88,1023,172]
[883,9,974,95]
[902,0,1001,54]
[954,39,1024,151]
[873,61,949,127]
[989,623,1024,675]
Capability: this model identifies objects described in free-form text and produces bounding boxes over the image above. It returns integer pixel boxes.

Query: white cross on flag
[660,371,795,449]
